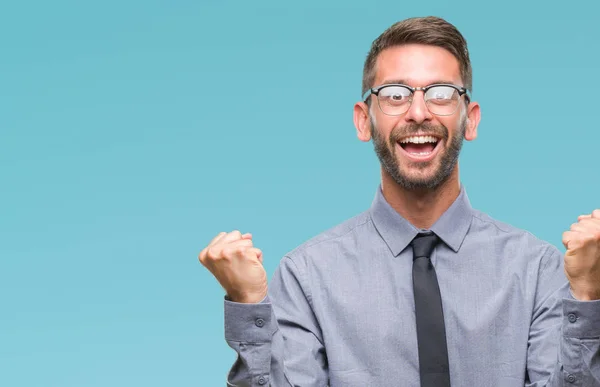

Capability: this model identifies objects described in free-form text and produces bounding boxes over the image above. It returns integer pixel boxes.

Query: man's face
[362,44,475,190]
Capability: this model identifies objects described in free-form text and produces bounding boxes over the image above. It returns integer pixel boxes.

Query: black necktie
[411,232,451,387]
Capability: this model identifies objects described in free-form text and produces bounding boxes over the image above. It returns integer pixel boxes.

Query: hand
[562,209,600,301]
[199,230,268,303]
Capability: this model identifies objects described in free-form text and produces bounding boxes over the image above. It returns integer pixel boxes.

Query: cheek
[375,114,404,137]
[439,117,464,140]
[371,116,395,141]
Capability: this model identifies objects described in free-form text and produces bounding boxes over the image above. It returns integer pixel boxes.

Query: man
[199,16,600,386]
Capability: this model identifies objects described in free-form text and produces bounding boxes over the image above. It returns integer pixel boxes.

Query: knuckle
[221,246,233,257]
[206,246,220,260]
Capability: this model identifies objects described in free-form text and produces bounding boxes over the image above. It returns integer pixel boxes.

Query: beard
[371,116,466,191]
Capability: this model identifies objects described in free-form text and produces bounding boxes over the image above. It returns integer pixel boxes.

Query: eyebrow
[379,79,461,87]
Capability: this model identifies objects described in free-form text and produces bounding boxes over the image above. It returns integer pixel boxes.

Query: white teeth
[409,151,432,155]
[400,135,438,144]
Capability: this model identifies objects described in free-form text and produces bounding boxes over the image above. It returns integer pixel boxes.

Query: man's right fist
[198,230,268,304]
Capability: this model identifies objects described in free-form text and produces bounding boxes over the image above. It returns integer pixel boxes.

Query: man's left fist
[562,209,600,301]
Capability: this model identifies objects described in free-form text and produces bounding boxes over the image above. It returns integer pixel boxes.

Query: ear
[464,101,481,141]
[354,101,372,142]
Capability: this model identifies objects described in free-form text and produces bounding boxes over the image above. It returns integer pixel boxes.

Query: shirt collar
[369,184,473,256]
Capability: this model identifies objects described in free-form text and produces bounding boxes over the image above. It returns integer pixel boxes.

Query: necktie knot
[411,232,440,260]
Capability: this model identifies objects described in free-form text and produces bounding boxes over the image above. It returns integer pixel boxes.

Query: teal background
[1,0,598,386]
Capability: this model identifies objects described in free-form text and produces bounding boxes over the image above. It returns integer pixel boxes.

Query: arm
[224,256,328,386]
[526,246,600,386]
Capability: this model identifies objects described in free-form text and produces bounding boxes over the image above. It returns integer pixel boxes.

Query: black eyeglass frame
[362,83,471,116]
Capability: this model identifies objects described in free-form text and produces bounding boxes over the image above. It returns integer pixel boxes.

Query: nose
[403,91,433,124]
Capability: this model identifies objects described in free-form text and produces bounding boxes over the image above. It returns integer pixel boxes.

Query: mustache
[390,123,448,142]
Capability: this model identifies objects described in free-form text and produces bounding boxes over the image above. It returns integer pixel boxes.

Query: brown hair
[362,16,472,97]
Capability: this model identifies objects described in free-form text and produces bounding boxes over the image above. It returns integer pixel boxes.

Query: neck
[380,166,461,230]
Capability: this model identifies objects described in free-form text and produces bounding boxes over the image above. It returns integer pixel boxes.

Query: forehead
[374,44,462,86]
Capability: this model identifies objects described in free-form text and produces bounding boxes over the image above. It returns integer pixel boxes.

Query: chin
[391,162,452,191]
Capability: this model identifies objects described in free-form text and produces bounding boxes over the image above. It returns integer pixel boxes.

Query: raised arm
[526,209,600,387]
[199,231,328,386]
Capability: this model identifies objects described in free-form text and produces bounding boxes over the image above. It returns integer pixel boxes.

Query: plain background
[1,0,599,385]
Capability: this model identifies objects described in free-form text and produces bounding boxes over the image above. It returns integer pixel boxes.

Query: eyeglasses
[362,83,470,116]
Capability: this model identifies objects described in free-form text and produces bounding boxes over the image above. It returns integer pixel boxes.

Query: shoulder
[470,208,562,259]
[282,210,373,266]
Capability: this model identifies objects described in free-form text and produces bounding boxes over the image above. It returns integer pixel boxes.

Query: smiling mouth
[396,134,443,162]
[398,135,440,155]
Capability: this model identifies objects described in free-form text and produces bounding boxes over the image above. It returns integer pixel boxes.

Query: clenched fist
[199,230,268,304]
[562,209,600,301]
